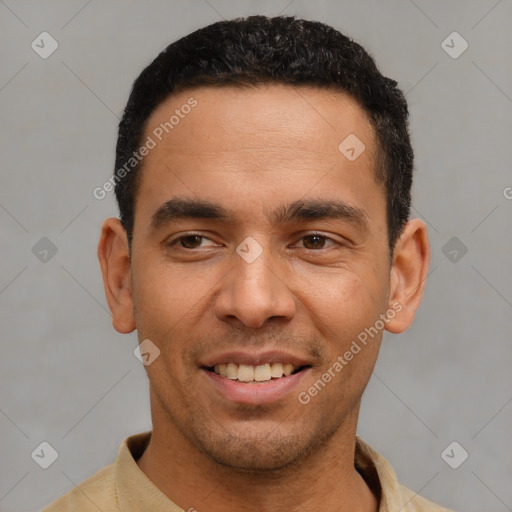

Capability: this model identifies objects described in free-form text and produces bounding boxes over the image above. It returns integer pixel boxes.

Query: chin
[204,436,306,472]
[190,419,331,473]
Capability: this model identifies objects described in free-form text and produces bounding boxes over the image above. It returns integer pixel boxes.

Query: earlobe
[385,219,430,334]
[97,218,136,334]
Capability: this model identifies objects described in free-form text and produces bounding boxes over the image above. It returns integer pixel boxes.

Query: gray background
[1,1,511,511]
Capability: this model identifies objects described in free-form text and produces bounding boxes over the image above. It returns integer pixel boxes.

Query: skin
[98,84,429,512]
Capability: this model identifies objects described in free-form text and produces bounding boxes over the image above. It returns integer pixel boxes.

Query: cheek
[131,262,202,394]
[130,257,230,379]
[132,258,212,328]
[299,267,387,344]
[299,274,385,411]
[297,267,387,397]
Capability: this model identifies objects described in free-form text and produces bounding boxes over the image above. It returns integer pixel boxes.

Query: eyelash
[167,232,338,250]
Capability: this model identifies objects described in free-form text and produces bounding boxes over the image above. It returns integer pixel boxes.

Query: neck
[137,400,379,512]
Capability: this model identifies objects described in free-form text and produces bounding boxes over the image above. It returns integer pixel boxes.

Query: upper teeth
[213,362,297,382]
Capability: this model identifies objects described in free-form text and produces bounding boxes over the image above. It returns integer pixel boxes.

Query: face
[99,84,428,472]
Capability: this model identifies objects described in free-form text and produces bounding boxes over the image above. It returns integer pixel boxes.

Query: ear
[97,218,136,334]
[385,219,430,334]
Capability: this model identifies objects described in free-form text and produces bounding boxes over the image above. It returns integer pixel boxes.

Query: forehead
[144,84,376,160]
[135,84,383,227]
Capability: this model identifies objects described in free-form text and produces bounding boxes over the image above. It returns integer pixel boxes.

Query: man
[45,15,453,512]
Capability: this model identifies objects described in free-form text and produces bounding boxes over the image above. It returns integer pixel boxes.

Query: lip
[202,366,311,405]
[200,350,312,368]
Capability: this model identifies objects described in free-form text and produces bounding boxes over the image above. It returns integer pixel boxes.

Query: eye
[169,234,217,249]
[295,234,336,250]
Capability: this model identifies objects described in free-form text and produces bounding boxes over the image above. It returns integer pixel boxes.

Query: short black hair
[114,15,413,254]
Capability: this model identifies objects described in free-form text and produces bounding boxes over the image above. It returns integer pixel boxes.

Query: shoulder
[396,483,457,512]
[355,437,457,512]
[42,463,118,512]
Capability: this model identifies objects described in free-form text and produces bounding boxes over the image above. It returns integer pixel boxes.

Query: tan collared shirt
[43,431,454,511]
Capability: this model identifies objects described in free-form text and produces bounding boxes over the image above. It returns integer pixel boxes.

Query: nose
[214,242,296,329]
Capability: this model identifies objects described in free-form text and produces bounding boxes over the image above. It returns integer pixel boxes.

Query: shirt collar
[115,430,183,511]
[115,431,408,511]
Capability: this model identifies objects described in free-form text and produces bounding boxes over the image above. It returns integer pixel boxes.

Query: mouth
[200,353,312,405]
[205,362,309,383]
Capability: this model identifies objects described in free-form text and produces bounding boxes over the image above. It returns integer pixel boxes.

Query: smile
[208,362,304,383]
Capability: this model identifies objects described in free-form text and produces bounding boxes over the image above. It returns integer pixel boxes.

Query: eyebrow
[151,198,229,229]
[151,197,368,230]
[273,198,368,228]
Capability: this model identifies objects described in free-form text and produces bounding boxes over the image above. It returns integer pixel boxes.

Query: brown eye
[302,234,329,250]
[178,235,204,249]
